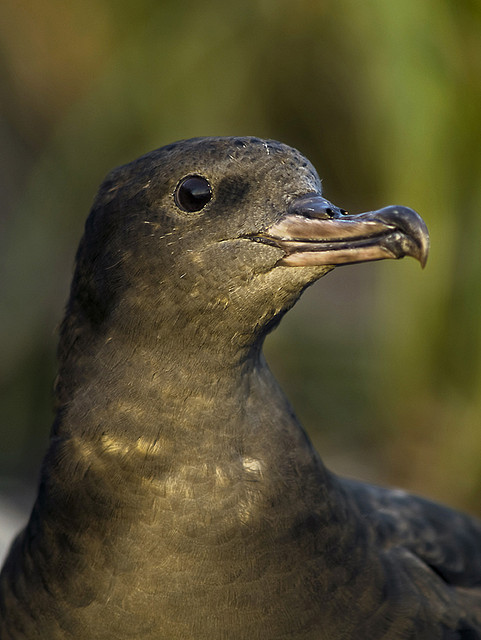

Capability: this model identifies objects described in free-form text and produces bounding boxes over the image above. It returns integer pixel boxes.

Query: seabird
[1,137,480,639]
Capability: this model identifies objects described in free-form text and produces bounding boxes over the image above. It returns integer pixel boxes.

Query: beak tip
[418,232,430,269]
[375,205,430,269]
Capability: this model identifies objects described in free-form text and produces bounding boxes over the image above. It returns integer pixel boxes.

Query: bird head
[66,137,428,356]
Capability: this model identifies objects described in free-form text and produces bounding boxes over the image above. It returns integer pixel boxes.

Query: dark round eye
[174,175,212,212]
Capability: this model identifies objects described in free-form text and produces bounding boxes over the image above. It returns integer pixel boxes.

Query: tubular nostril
[288,194,346,219]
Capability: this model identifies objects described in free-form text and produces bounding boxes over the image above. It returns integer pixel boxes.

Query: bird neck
[53,324,304,456]
[34,324,370,587]
[49,313,338,508]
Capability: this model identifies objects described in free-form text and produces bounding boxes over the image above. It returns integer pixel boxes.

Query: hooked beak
[254,194,429,268]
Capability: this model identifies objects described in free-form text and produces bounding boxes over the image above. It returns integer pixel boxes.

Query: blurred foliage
[1,0,481,513]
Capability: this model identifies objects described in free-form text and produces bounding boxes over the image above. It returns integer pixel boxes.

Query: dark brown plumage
[1,137,480,639]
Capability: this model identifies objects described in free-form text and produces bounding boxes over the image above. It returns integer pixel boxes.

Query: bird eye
[174,175,212,212]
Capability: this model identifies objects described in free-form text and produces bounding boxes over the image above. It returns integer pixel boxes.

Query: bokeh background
[1,0,481,558]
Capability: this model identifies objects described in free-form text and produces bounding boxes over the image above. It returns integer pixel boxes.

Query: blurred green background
[1,0,481,522]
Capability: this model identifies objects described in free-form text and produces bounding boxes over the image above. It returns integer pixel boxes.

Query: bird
[1,136,480,640]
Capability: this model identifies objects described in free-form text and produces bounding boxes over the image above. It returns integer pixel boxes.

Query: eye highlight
[174,175,212,212]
